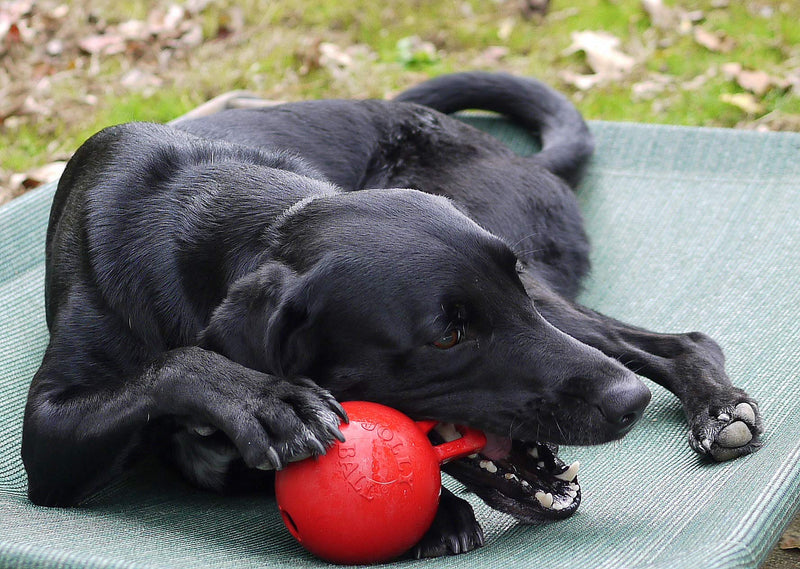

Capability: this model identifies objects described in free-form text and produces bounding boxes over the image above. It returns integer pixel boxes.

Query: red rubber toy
[274,401,486,564]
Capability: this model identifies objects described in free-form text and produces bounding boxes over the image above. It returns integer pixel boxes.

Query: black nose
[600,379,652,431]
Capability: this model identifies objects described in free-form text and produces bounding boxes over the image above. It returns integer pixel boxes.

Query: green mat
[1,119,799,569]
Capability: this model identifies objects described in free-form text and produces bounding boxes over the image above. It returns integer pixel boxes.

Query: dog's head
[203,188,651,522]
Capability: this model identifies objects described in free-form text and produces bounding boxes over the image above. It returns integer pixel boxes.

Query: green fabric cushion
[1,119,799,569]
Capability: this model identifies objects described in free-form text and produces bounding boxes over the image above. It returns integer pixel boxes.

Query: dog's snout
[600,379,652,431]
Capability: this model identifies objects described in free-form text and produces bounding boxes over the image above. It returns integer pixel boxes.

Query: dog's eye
[432,329,462,349]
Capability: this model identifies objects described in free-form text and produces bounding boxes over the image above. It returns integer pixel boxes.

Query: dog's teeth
[568,482,580,492]
[555,461,580,482]
[434,422,462,442]
[504,473,518,481]
[468,453,479,459]
[566,488,578,498]
[527,447,539,459]
[537,461,545,469]
[479,460,498,474]
[553,494,574,511]
[535,491,554,509]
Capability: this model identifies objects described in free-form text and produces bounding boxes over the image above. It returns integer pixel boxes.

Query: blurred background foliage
[1,0,798,204]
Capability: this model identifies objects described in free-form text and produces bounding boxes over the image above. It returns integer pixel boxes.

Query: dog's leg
[22,345,346,506]
[409,487,484,559]
[521,274,763,461]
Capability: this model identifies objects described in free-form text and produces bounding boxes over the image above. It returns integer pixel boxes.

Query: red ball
[274,401,485,564]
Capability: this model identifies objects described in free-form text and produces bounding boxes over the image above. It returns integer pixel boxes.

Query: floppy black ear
[198,262,313,375]
[263,259,335,378]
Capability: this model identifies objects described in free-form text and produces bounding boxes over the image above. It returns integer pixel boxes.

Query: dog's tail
[394,72,593,188]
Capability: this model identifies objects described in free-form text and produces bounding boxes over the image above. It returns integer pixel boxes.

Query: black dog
[22,72,762,558]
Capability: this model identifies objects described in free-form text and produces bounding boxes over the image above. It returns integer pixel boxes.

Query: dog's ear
[263,258,336,378]
[198,262,309,375]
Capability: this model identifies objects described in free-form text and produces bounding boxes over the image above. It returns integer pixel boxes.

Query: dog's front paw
[244,377,348,470]
[409,488,484,559]
[688,398,763,462]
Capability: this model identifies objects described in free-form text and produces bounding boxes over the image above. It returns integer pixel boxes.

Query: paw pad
[691,400,761,462]
[717,421,752,448]
[734,402,756,424]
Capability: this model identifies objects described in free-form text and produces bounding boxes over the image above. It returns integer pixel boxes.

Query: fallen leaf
[473,46,509,66]
[117,19,148,41]
[693,27,735,53]
[120,69,163,91]
[632,73,672,100]
[180,24,203,48]
[559,70,603,91]
[720,93,764,114]
[319,42,354,70]
[642,0,678,30]
[736,69,774,96]
[0,0,33,43]
[721,62,742,79]
[78,33,126,55]
[564,30,635,80]
[9,161,66,192]
[315,42,376,79]
[722,63,782,96]
[682,68,716,91]
[779,526,800,549]
[497,18,514,41]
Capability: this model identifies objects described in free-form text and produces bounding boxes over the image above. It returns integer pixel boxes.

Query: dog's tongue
[481,432,512,460]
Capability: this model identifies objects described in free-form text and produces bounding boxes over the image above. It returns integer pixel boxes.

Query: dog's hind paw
[409,488,484,559]
[688,399,763,462]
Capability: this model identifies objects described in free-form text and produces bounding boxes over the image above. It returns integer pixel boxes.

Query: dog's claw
[309,437,327,457]
[327,423,346,443]
[331,400,349,424]
[256,449,279,471]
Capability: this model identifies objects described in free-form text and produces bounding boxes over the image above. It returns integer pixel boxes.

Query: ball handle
[414,420,487,464]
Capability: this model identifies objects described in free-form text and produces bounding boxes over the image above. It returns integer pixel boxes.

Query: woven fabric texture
[1,119,798,569]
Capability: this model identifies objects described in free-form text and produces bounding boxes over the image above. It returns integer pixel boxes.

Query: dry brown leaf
[497,18,514,41]
[0,0,34,42]
[736,69,773,96]
[720,93,764,115]
[9,161,66,193]
[721,62,743,79]
[632,73,672,100]
[78,33,126,55]
[779,526,800,549]
[473,46,509,66]
[693,27,735,53]
[722,63,783,96]
[642,0,679,30]
[564,30,635,78]
[559,70,603,91]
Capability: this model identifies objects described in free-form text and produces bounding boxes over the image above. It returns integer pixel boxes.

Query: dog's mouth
[430,423,580,523]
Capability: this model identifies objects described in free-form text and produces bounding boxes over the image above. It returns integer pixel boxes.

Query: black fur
[22,72,762,557]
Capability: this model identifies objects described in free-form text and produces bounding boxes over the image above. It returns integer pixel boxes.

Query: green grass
[2,0,798,188]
